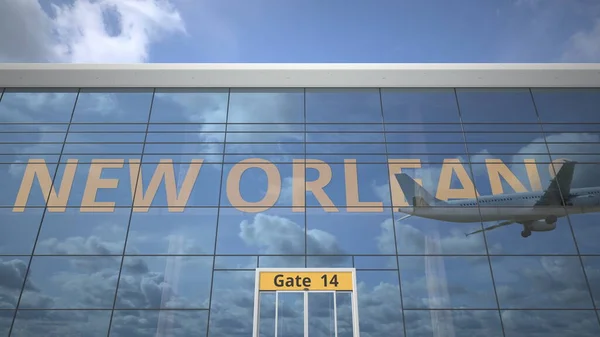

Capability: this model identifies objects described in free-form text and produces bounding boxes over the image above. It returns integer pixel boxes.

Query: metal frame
[0,63,599,88]
[253,268,360,337]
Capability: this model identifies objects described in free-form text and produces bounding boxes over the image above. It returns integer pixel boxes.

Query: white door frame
[252,267,360,337]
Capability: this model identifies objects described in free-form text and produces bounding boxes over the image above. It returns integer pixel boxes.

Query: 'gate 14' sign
[258,271,354,291]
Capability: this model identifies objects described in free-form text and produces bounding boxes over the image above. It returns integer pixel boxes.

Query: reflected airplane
[394,161,600,238]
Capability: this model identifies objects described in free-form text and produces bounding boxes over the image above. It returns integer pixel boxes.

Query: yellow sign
[259,271,354,291]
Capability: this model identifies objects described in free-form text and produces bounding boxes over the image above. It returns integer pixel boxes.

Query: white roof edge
[0,63,599,88]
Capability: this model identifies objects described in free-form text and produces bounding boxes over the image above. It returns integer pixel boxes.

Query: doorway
[252,268,360,337]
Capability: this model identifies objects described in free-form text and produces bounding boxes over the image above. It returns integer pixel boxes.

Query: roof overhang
[0,63,599,88]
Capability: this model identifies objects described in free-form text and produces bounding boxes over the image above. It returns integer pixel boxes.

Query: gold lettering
[130,159,203,212]
[81,159,124,212]
[436,159,479,200]
[344,159,383,212]
[13,159,77,213]
[388,159,422,210]
[305,159,338,212]
[524,159,542,191]
[227,158,280,212]
[291,159,305,212]
[485,159,528,195]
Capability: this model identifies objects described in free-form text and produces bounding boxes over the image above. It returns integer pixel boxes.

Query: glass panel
[115,256,213,309]
[583,256,600,308]
[0,310,12,337]
[72,89,153,123]
[456,89,540,123]
[277,292,304,337]
[10,310,111,337]
[381,88,461,123]
[404,310,503,337]
[306,89,382,123]
[356,271,403,336]
[151,88,229,123]
[0,162,57,207]
[307,256,353,268]
[51,161,134,209]
[0,256,29,309]
[126,208,217,255]
[259,292,276,337]
[34,208,130,255]
[216,208,305,255]
[259,256,304,268]
[0,89,78,123]
[399,256,496,309]
[532,88,600,123]
[336,292,354,337]
[307,208,394,255]
[135,162,222,207]
[214,255,257,269]
[354,256,396,269]
[220,163,300,209]
[308,292,336,337]
[228,89,304,123]
[491,256,594,309]
[0,208,43,254]
[208,271,255,336]
[501,310,600,337]
[19,256,121,309]
[109,310,209,337]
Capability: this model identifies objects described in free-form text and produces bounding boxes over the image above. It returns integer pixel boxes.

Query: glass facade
[0,87,599,337]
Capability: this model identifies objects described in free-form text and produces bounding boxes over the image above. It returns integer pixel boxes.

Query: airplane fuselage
[398,187,600,223]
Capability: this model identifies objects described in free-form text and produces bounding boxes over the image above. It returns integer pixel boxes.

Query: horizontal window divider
[4,254,595,257]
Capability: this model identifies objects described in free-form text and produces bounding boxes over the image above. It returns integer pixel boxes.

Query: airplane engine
[530,220,557,232]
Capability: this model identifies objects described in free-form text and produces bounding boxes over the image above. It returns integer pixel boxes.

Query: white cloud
[562,19,600,62]
[0,0,185,63]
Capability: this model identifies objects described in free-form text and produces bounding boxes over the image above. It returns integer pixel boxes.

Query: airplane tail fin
[395,173,444,207]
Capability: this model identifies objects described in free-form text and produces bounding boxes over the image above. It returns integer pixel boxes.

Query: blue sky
[1,0,600,63]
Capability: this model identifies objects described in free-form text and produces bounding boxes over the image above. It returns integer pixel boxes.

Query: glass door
[253,268,360,337]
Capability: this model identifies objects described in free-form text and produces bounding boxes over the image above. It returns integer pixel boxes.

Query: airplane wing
[465,220,517,237]
[534,160,576,207]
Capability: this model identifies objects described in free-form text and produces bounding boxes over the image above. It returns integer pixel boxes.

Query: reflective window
[491,256,594,309]
[381,88,461,123]
[399,256,497,309]
[307,208,394,255]
[151,88,229,123]
[356,271,403,336]
[404,310,503,337]
[208,271,255,336]
[457,89,540,123]
[501,310,600,337]
[109,310,209,337]
[0,310,12,337]
[115,256,213,309]
[532,88,600,123]
[126,208,217,255]
[0,89,78,123]
[35,208,130,255]
[0,209,42,254]
[11,310,111,337]
[71,89,153,123]
[216,208,305,255]
[0,256,29,309]
[19,256,121,309]
[306,89,382,123]
[4,86,600,337]
[228,89,304,123]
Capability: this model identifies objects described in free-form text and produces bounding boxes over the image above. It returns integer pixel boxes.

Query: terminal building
[0,64,599,337]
